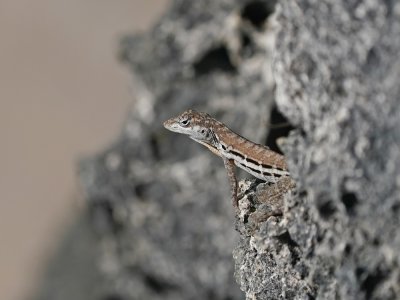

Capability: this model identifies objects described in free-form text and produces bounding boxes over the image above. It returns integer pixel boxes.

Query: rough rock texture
[234,0,400,299]
[35,0,400,299]
[272,1,400,299]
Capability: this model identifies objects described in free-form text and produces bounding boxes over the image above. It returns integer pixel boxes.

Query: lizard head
[163,109,215,143]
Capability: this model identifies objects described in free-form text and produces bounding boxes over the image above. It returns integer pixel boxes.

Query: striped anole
[163,110,291,212]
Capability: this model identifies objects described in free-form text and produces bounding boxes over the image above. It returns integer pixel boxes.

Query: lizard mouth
[163,119,175,130]
[163,119,182,133]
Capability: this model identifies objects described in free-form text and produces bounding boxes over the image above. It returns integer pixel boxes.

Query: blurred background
[0,1,169,299]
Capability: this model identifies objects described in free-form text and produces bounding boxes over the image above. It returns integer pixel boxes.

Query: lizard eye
[180,117,190,127]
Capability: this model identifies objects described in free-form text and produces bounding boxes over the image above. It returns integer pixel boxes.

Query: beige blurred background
[0,1,170,299]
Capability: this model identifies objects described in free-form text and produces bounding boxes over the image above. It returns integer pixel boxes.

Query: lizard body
[163,110,290,210]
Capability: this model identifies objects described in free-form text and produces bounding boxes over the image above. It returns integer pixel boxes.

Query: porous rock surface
[36,0,400,299]
[272,1,400,299]
[235,0,400,299]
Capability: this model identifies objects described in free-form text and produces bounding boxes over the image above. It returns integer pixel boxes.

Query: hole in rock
[193,45,236,76]
[243,214,249,224]
[392,202,400,213]
[316,234,324,243]
[265,105,294,154]
[360,267,386,300]
[341,192,358,215]
[317,200,337,219]
[344,244,352,255]
[276,231,298,247]
[303,211,310,222]
[356,267,366,278]
[144,274,177,293]
[90,199,123,234]
[364,47,379,71]
[307,293,316,300]
[276,232,300,265]
[134,182,150,199]
[299,190,308,198]
[149,134,161,160]
[240,32,255,58]
[241,32,252,49]
[241,1,276,29]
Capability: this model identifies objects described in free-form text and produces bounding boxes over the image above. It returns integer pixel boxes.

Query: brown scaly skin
[164,110,291,212]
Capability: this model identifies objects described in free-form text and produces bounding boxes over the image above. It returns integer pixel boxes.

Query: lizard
[163,109,291,212]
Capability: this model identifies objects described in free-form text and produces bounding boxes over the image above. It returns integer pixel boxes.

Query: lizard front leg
[223,157,238,210]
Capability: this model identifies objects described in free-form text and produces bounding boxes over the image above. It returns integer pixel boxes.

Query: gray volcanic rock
[234,0,400,299]
[277,0,400,299]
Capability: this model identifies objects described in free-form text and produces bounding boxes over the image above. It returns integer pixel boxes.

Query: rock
[234,0,400,299]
